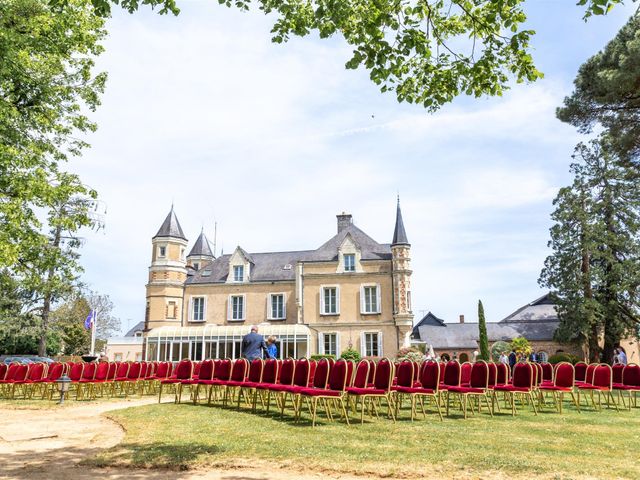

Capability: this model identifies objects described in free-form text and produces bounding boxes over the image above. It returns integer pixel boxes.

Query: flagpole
[90,309,97,355]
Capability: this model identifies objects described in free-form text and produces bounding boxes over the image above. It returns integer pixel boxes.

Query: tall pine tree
[477,300,490,361]
[540,137,640,362]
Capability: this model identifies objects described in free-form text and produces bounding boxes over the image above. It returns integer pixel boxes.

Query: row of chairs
[0,360,176,400]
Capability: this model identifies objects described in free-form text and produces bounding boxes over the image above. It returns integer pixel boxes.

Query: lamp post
[56,375,71,405]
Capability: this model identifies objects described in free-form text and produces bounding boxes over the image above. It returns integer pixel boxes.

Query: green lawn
[90,396,640,479]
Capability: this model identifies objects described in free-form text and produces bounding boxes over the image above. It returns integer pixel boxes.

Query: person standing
[241,325,269,361]
[508,349,517,373]
[266,336,278,359]
[618,348,628,366]
[499,352,509,366]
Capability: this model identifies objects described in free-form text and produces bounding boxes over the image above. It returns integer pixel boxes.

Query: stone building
[411,294,584,362]
[143,200,414,361]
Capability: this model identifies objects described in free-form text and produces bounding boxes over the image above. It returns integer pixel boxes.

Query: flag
[84,310,94,330]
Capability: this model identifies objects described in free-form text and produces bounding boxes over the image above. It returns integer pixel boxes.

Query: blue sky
[68,1,637,334]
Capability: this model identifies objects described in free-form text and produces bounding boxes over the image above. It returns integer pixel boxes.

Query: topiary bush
[396,346,423,362]
[548,353,581,364]
[339,348,361,362]
[310,354,336,361]
[491,341,511,361]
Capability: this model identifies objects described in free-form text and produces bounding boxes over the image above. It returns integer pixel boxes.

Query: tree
[510,336,531,357]
[0,0,106,269]
[557,14,640,161]
[76,0,632,112]
[86,291,121,342]
[540,137,640,362]
[477,300,490,361]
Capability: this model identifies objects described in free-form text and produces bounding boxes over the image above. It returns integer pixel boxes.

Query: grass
[89,393,640,479]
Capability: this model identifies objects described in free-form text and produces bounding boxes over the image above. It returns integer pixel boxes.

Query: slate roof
[411,312,446,339]
[125,321,145,337]
[154,207,187,240]
[392,198,409,246]
[187,222,392,285]
[188,231,214,258]
[413,293,560,349]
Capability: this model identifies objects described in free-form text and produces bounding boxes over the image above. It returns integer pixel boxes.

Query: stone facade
[143,201,413,360]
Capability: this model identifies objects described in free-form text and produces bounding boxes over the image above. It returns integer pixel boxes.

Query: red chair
[251,358,280,413]
[185,359,215,404]
[495,363,510,386]
[346,358,396,423]
[78,362,109,400]
[574,362,588,384]
[0,364,7,381]
[294,358,330,421]
[391,361,415,418]
[204,359,232,404]
[492,363,537,416]
[0,364,29,399]
[20,363,47,399]
[366,360,376,387]
[460,362,472,387]
[121,361,142,397]
[440,361,461,392]
[540,362,554,385]
[297,359,350,426]
[538,362,579,413]
[35,362,66,399]
[76,362,98,400]
[393,360,442,421]
[447,361,493,418]
[219,359,249,407]
[269,358,310,417]
[487,363,498,389]
[235,359,263,409]
[110,362,131,396]
[613,364,640,410]
[578,364,617,411]
[612,363,625,385]
[158,359,193,403]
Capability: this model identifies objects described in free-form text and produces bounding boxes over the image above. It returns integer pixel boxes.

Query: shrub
[339,348,361,362]
[548,353,580,365]
[510,337,532,357]
[310,354,336,361]
[491,341,510,361]
[396,346,423,362]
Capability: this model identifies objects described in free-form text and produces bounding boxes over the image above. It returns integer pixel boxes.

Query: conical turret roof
[188,231,214,258]
[153,207,187,240]
[392,197,409,246]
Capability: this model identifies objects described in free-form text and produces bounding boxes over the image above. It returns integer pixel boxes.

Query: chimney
[459,314,465,324]
[337,212,353,233]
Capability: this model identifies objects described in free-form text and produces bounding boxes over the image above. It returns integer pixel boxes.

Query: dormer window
[158,246,166,258]
[193,262,200,271]
[344,254,355,272]
[233,265,244,282]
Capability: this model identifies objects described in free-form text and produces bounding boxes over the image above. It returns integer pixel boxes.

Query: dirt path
[0,399,367,480]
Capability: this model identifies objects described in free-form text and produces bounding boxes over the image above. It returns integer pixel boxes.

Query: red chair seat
[493,385,532,393]
[614,385,640,391]
[240,381,262,388]
[255,382,278,389]
[541,380,554,386]
[393,386,435,394]
[180,379,199,385]
[298,388,342,397]
[578,385,610,391]
[447,386,486,394]
[539,385,573,392]
[223,380,246,387]
[346,387,386,395]
[160,378,181,384]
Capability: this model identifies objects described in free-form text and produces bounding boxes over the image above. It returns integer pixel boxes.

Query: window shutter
[336,286,341,314]
[319,287,325,314]
[359,285,365,314]
[318,333,324,355]
[360,331,366,357]
[226,296,232,321]
[335,332,341,357]
[377,331,383,357]
[376,284,381,313]
[189,297,193,321]
[266,294,271,320]
[202,298,207,321]
[282,293,286,319]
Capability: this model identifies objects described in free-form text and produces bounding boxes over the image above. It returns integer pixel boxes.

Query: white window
[158,246,166,258]
[321,333,338,356]
[114,353,123,361]
[344,254,355,272]
[320,286,339,315]
[268,293,286,320]
[228,295,245,321]
[361,284,381,314]
[191,297,206,322]
[233,265,244,282]
[362,332,382,357]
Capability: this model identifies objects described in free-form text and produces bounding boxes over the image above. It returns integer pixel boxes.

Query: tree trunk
[38,224,62,357]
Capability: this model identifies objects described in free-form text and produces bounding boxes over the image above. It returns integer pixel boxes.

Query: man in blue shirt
[241,325,269,361]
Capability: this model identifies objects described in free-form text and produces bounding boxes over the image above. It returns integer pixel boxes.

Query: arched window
[459,352,469,363]
[537,351,548,362]
[440,353,450,361]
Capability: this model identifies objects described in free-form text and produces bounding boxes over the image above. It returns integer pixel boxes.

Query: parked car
[2,356,54,365]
